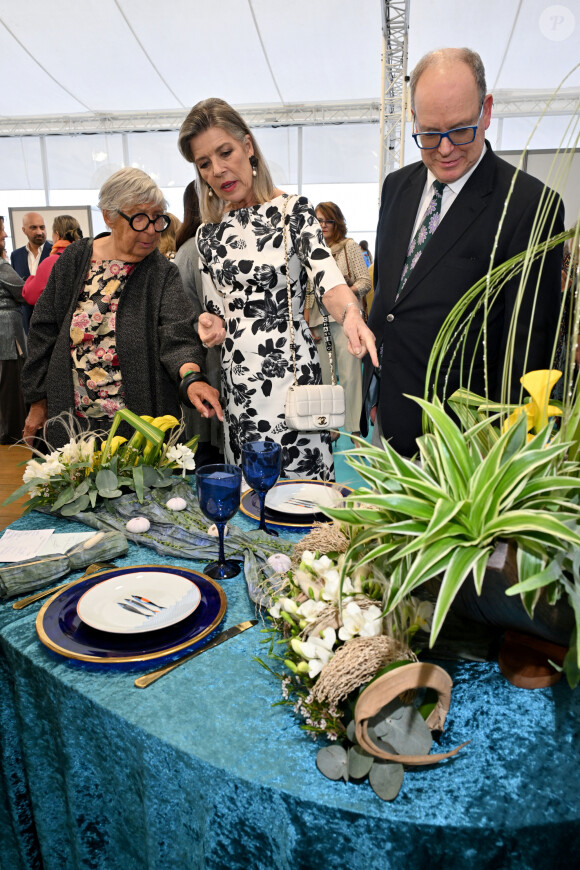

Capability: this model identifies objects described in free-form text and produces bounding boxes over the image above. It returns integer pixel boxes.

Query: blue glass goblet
[242,441,282,536]
[196,464,242,579]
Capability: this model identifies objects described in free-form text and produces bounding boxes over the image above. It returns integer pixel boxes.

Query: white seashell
[267,553,292,574]
[207,523,228,537]
[166,497,187,511]
[126,517,151,534]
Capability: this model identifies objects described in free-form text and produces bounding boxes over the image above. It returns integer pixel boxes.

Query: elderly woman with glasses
[22,167,222,449]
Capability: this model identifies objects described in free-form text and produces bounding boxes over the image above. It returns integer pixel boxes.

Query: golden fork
[12,561,117,610]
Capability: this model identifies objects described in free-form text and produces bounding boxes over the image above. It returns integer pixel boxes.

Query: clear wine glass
[196,464,242,579]
[241,441,282,537]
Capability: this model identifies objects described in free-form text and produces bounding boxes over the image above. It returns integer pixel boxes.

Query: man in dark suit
[362,48,564,457]
[10,211,52,333]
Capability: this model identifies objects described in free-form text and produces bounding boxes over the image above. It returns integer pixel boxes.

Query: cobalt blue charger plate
[36,565,226,663]
[239,479,353,531]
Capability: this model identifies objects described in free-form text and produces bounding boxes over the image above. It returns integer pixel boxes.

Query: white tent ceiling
[0,0,578,135]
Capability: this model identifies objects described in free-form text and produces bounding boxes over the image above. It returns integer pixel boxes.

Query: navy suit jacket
[362,144,564,456]
[10,240,52,280]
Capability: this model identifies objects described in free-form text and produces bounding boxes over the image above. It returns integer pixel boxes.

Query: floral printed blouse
[70,259,135,419]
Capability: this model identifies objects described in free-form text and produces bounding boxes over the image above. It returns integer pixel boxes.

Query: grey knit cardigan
[22,237,205,443]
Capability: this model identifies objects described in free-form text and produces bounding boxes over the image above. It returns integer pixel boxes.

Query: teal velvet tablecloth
[1,508,580,870]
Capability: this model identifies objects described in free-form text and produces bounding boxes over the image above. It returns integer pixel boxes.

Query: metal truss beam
[379,1,409,185]
[0,101,382,138]
[0,95,576,140]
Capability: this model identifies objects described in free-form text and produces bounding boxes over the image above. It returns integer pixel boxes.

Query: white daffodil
[338,601,383,641]
[267,553,292,574]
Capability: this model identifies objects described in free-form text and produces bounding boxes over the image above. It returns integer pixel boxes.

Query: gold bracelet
[340,301,362,324]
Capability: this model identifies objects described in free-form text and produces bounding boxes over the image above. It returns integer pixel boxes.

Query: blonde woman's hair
[158,213,181,257]
[178,97,275,223]
[52,214,82,243]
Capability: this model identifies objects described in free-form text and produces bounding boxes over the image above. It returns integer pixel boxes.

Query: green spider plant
[325,395,580,687]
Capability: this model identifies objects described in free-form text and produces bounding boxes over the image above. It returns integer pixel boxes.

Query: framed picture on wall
[8,206,93,250]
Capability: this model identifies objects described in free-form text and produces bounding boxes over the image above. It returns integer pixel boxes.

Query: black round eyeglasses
[117,211,171,232]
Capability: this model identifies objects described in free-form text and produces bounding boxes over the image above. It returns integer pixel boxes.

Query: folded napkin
[0,530,128,599]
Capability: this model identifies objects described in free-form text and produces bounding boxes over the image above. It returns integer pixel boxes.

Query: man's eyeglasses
[412,104,484,150]
[117,211,171,232]
[318,219,335,226]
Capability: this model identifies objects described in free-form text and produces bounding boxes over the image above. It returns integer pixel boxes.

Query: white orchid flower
[338,601,383,641]
[294,567,323,601]
[300,550,316,568]
[166,444,196,473]
[269,596,298,620]
[414,599,435,631]
[296,599,326,623]
[291,627,336,679]
[313,554,333,573]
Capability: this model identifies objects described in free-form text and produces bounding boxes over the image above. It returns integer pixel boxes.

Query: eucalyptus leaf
[60,494,91,516]
[316,745,348,782]
[74,479,90,497]
[140,466,164,488]
[97,488,124,499]
[368,760,404,801]
[346,719,356,744]
[348,745,374,780]
[367,702,433,756]
[51,485,77,510]
[95,469,119,490]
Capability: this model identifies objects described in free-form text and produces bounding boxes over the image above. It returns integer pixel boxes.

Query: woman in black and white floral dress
[178,99,378,480]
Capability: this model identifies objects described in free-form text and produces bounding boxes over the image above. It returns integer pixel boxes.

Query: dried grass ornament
[291,522,349,568]
[311,635,416,705]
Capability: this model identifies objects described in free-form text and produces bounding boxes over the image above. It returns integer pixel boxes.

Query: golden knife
[134,619,258,688]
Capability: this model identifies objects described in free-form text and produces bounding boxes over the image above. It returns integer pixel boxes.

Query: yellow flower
[108,436,127,455]
[503,369,562,436]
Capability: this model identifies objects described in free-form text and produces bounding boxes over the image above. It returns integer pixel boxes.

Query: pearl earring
[249,155,258,177]
[207,184,213,198]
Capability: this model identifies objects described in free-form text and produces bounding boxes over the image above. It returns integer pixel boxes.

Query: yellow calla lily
[503,369,562,436]
[108,436,128,455]
[520,370,562,430]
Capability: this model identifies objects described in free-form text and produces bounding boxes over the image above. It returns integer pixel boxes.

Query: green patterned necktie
[396,180,446,300]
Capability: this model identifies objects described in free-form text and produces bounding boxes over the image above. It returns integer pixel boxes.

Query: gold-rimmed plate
[36,564,226,664]
[240,479,352,530]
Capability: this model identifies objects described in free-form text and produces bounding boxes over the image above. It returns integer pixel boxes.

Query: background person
[10,211,52,334]
[359,239,373,267]
[0,216,27,444]
[21,168,221,449]
[22,215,83,306]
[158,213,182,259]
[362,47,564,458]
[305,202,371,436]
[174,181,224,467]
[178,98,377,480]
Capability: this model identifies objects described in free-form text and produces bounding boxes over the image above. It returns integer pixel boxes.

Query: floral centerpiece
[6,409,198,516]
[259,525,467,801]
